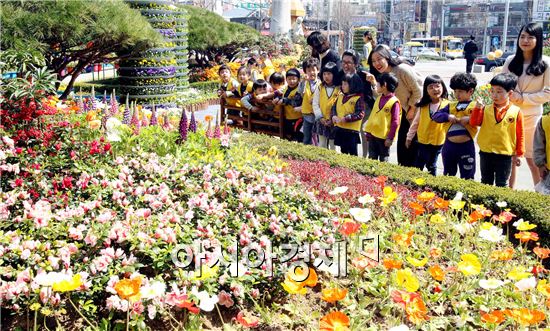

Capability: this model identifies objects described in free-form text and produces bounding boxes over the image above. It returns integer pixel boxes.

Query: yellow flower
[430,214,446,224]
[480,222,493,230]
[507,267,531,281]
[52,274,82,292]
[417,191,435,202]
[88,119,101,130]
[515,220,537,231]
[457,254,481,276]
[449,200,466,210]
[268,146,278,157]
[414,178,426,185]
[537,279,550,297]
[396,268,420,292]
[380,186,398,206]
[191,264,218,281]
[406,256,428,267]
[281,278,307,295]
[114,277,142,302]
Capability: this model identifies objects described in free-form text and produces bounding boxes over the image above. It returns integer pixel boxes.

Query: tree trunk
[59,61,88,99]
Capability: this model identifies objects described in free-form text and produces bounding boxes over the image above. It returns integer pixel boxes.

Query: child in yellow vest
[247,57,263,82]
[273,68,303,141]
[363,72,401,161]
[231,66,253,107]
[533,112,550,194]
[313,61,340,150]
[406,75,450,175]
[331,73,366,155]
[259,53,276,82]
[431,73,480,179]
[298,58,321,145]
[469,73,524,187]
[218,64,239,107]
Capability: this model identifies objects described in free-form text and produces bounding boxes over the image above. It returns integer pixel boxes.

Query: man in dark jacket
[464,35,479,73]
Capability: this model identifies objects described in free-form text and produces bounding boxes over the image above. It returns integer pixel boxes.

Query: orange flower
[339,219,361,236]
[534,246,550,260]
[492,210,516,224]
[114,277,142,302]
[383,258,403,270]
[392,231,414,248]
[428,265,445,282]
[515,231,539,243]
[405,297,430,324]
[321,288,348,303]
[490,248,514,261]
[503,308,546,326]
[391,289,420,307]
[429,248,442,258]
[468,210,485,223]
[417,191,435,202]
[409,202,425,216]
[480,310,505,325]
[286,266,317,287]
[204,115,213,122]
[236,311,260,328]
[320,311,350,331]
[433,198,449,210]
[352,256,378,270]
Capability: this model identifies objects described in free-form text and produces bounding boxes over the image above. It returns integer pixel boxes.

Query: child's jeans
[368,137,390,162]
[415,143,443,176]
[479,152,512,187]
[302,114,315,145]
[442,139,476,179]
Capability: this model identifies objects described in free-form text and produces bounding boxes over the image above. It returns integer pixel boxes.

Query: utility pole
[270,0,291,37]
[502,0,510,51]
[440,0,444,56]
[327,0,332,31]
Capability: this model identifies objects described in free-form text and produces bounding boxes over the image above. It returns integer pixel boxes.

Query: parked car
[417,48,440,57]
[474,52,514,72]
[389,50,416,66]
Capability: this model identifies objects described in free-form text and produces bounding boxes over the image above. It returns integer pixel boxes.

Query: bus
[410,36,464,59]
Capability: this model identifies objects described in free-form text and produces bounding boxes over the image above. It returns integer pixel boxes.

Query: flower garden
[1,65,550,331]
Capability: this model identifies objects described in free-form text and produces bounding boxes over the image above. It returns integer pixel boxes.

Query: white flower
[349,208,372,223]
[453,192,463,201]
[479,279,504,290]
[496,201,508,208]
[389,325,410,331]
[478,226,505,243]
[140,281,166,299]
[358,194,375,204]
[191,288,219,312]
[515,277,537,291]
[328,186,348,195]
[314,257,340,276]
[106,118,124,142]
[34,272,71,287]
[453,223,473,235]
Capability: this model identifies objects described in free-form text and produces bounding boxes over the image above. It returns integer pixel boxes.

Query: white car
[417,48,440,57]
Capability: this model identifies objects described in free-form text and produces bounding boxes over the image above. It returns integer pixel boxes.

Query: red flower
[103,143,111,152]
[236,311,259,328]
[339,219,361,236]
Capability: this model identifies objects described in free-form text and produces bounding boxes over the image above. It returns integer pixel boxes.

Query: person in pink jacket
[502,22,550,188]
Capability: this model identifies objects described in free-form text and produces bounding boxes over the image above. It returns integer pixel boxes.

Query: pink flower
[217,290,234,308]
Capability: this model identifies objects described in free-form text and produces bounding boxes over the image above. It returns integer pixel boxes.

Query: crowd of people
[217,23,549,192]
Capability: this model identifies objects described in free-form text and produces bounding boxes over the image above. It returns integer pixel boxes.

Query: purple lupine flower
[179,108,188,142]
[77,96,84,114]
[91,96,97,111]
[162,112,171,130]
[205,121,213,139]
[122,104,131,125]
[214,117,221,139]
[110,91,118,116]
[102,91,107,105]
[130,105,140,127]
[150,103,158,126]
[223,121,231,135]
[189,110,197,133]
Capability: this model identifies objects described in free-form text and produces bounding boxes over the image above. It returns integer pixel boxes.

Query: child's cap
[286,68,301,79]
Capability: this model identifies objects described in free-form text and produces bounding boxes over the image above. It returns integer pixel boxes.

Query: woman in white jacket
[502,22,550,188]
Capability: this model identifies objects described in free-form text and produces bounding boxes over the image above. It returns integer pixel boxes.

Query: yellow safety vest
[417,99,450,146]
[319,85,340,120]
[447,101,478,139]
[477,104,520,156]
[363,95,400,139]
[222,79,239,107]
[541,114,550,170]
[280,86,301,120]
[230,81,253,108]
[335,94,362,132]
[301,80,318,115]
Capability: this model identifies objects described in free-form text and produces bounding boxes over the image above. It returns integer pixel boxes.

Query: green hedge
[239,133,550,238]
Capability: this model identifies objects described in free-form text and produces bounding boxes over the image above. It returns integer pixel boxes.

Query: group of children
[218,56,550,189]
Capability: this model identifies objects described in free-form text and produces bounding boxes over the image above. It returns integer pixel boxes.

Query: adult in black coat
[464,35,479,73]
[307,31,342,73]
[338,49,376,157]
